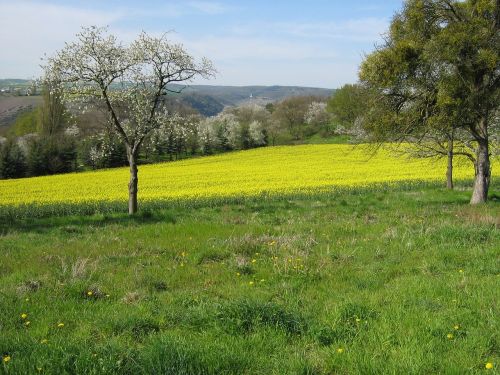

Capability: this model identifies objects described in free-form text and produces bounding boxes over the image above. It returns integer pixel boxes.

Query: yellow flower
[24,321,31,326]
[454,325,460,330]
[485,363,493,370]
[87,291,93,296]
[249,281,254,286]
[459,269,464,273]
[337,348,344,353]
[40,339,48,344]
[57,323,64,328]
[446,333,453,339]
[181,251,186,257]
[21,313,28,319]
[355,318,361,323]
[236,272,241,276]
[3,356,11,363]
[251,259,257,263]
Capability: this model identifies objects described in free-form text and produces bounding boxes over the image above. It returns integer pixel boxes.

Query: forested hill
[0,79,334,117]
[169,84,334,106]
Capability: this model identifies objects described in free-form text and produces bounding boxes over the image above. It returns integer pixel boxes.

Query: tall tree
[45,26,215,214]
[360,0,499,203]
[37,80,66,136]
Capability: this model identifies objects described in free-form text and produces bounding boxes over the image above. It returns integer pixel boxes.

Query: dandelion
[251,259,257,263]
[57,323,65,328]
[446,333,453,339]
[485,363,494,370]
[454,325,460,330]
[3,355,11,363]
[87,291,93,296]
[249,281,254,286]
[21,313,28,319]
[337,348,344,353]
[459,269,464,273]
[236,272,241,276]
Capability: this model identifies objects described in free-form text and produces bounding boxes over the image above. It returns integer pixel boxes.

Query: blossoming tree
[44,26,215,214]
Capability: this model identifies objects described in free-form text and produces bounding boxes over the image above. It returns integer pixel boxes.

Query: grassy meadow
[0,146,499,374]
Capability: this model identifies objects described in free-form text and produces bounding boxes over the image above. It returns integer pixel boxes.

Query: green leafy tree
[327,84,369,129]
[0,139,26,179]
[360,0,499,203]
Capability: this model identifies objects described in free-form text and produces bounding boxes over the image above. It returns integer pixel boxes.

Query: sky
[0,0,404,88]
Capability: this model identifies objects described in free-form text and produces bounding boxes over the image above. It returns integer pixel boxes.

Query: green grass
[0,185,499,374]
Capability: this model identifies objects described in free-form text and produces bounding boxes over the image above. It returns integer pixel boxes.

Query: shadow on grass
[0,209,177,236]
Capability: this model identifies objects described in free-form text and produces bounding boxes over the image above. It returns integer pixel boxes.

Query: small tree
[45,26,215,214]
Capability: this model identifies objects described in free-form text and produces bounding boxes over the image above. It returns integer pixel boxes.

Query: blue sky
[0,0,404,88]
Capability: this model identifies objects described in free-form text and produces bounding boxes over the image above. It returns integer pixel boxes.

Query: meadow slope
[0,144,494,209]
[0,188,498,374]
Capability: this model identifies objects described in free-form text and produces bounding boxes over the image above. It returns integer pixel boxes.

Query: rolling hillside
[0,79,334,120]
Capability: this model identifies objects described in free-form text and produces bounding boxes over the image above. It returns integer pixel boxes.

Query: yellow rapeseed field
[0,144,494,207]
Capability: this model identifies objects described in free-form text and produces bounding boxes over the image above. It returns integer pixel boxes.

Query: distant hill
[170,84,334,107]
[0,79,334,119]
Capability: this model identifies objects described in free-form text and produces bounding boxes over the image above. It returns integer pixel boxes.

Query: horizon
[0,0,404,89]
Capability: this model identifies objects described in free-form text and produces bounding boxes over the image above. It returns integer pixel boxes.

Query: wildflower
[236,272,241,276]
[57,323,64,328]
[21,313,28,319]
[249,281,254,286]
[181,251,186,257]
[337,348,344,353]
[355,318,361,323]
[24,321,31,326]
[251,259,257,263]
[459,269,464,273]
[40,339,48,344]
[485,363,493,370]
[87,291,93,296]
[454,325,460,330]
[180,263,184,267]
[446,333,453,339]
[3,355,11,363]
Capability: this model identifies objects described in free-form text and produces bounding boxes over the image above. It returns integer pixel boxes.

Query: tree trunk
[470,120,490,204]
[128,151,138,215]
[446,136,454,190]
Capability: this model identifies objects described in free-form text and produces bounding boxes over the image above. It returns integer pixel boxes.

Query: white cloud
[0,1,120,77]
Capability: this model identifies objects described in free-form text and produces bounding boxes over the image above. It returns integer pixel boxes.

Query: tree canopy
[360,0,499,203]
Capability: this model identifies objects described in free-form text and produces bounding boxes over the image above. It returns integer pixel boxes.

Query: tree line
[0,87,337,179]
